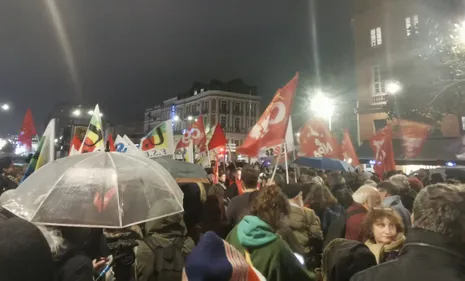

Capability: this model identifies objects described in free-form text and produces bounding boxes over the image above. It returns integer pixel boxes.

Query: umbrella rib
[108,153,123,228]
[29,153,103,222]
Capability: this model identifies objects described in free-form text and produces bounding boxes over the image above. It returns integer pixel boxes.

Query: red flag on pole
[18,109,37,150]
[238,73,299,156]
[176,116,207,149]
[69,135,82,156]
[107,134,116,152]
[340,129,360,166]
[208,123,227,151]
[370,126,396,179]
[398,120,431,158]
[299,117,339,158]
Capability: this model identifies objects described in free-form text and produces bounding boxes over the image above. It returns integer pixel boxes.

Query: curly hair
[304,183,337,212]
[361,208,404,242]
[250,185,290,231]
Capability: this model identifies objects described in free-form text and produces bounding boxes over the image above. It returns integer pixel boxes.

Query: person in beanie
[226,185,315,281]
[183,231,266,281]
[321,238,376,281]
[0,217,56,281]
[376,181,411,232]
[282,183,323,269]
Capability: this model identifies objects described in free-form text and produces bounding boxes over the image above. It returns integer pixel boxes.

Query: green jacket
[226,215,315,281]
[135,212,195,281]
[288,205,323,256]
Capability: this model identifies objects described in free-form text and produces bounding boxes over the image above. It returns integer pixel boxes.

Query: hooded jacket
[135,212,195,281]
[382,195,411,231]
[288,205,323,257]
[226,215,315,281]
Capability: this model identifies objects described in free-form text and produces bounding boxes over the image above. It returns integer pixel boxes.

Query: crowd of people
[0,156,464,281]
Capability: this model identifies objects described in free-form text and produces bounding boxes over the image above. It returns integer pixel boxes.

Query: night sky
[0,0,352,134]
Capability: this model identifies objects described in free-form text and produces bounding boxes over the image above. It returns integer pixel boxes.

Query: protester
[388,174,417,213]
[376,181,411,231]
[225,167,243,199]
[0,217,56,281]
[226,165,260,226]
[351,184,465,281]
[430,173,445,184]
[226,185,315,281]
[361,208,405,264]
[322,238,376,281]
[305,183,344,236]
[407,176,423,192]
[0,156,18,194]
[282,183,323,269]
[184,231,266,281]
[136,200,195,281]
[345,185,380,242]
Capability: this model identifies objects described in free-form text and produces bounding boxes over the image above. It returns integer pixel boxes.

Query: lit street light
[1,104,9,111]
[187,116,193,121]
[455,21,465,44]
[72,109,81,117]
[88,110,94,115]
[310,92,335,130]
[173,115,180,121]
[386,81,402,95]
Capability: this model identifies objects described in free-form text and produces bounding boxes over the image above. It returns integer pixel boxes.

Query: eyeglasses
[372,207,394,212]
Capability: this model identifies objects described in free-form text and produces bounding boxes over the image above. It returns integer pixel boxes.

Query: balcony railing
[372,94,387,105]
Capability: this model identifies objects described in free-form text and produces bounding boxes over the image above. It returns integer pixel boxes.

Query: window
[250,119,254,128]
[211,115,216,125]
[373,119,387,132]
[370,27,382,47]
[221,101,228,112]
[234,102,240,113]
[373,65,385,95]
[204,101,208,110]
[204,116,208,127]
[461,116,465,131]
[179,108,183,117]
[405,15,419,36]
[212,99,217,111]
[220,116,227,128]
[251,104,256,116]
[234,118,240,129]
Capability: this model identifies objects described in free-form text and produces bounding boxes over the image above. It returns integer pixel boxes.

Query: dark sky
[0,0,352,134]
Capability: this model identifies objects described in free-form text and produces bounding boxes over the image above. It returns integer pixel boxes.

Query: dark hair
[251,185,290,231]
[376,181,400,196]
[413,184,465,242]
[362,208,404,242]
[333,188,354,209]
[304,183,337,212]
[241,165,258,189]
[430,173,445,184]
[0,157,13,171]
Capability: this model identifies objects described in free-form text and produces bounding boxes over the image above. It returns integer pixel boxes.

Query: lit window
[406,15,419,36]
[370,27,382,47]
[373,65,385,95]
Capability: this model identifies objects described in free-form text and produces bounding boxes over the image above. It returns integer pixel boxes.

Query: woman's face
[219,174,226,182]
[372,217,397,245]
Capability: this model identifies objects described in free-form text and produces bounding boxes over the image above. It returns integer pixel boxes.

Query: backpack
[142,236,186,281]
[323,209,366,248]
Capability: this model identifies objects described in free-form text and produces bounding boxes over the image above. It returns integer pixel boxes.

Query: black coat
[351,228,465,281]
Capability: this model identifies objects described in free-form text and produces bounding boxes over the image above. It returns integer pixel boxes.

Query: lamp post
[1,103,10,111]
[310,92,335,130]
[386,81,402,95]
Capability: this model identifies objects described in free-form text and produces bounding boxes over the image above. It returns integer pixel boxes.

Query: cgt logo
[181,128,203,144]
[250,101,286,140]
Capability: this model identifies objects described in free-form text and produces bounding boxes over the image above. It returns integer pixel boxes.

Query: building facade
[352,0,462,142]
[144,80,261,147]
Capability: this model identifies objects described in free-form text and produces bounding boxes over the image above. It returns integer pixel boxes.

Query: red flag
[340,129,360,166]
[107,134,116,152]
[208,124,227,151]
[299,118,339,158]
[69,135,82,156]
[398,120,431,158]
[18,109,37,150]
[176,116,207,149]
[370,126,396,179]
[238,73,299,156]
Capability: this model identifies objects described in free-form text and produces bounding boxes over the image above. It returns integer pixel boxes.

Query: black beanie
[0,218,55,281]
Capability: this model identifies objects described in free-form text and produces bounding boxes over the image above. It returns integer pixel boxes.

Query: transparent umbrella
[2,152,184,228]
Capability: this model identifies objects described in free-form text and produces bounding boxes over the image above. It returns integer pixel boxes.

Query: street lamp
[1,104,9,111]
[455,21,465,44]
[187,116,193,121]
[72,109,81,117]
[310,92,335,130]
[386,81,402,95]
[173,115,180,121]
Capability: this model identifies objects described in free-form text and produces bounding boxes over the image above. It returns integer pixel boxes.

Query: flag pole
[283,143,289,184]
[270,147,282,183]
[226,143,237,169]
